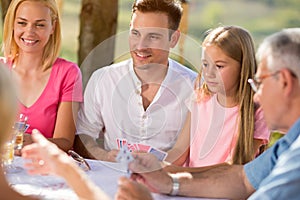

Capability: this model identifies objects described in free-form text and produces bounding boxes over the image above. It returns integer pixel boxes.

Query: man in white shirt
[74,0,196,162]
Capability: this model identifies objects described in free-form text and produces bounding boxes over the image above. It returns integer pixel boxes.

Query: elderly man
[116,28,300,200]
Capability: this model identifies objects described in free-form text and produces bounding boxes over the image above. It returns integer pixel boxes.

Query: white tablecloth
[6,157,218,200]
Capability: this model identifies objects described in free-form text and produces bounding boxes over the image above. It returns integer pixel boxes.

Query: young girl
[166,25,270,167]
[1,0,83,151]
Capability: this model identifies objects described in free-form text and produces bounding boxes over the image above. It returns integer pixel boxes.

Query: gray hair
[256,28,300,83]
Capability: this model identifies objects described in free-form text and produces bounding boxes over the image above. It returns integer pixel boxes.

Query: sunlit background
[1,0,299,64]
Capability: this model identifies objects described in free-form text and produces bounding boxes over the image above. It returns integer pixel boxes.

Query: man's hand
[115,176,153,200]
[129,153,173,194]
[74,134,120,162]
[105,149,119,162]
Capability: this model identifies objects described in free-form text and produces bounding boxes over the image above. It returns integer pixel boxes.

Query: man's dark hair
[132,0,183,31]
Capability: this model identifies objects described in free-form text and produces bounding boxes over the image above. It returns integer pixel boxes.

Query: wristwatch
[170,175,180,196]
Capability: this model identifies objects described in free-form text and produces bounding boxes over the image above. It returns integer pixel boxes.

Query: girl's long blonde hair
[195,26,257,164]
[2,0,61,71]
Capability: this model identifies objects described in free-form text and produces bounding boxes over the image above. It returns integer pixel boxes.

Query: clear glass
[1,114,29,174]
[14,122,25,150]
[2,141,14,165]
[2,139,23,174]
[13,114,29,150]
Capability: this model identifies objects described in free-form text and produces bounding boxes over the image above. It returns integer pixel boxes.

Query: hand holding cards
[115,139,168,177]
[116,145,134,175]
[148,147,168,161]
[116,138,168,161]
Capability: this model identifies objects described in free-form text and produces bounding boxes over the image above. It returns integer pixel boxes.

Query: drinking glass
[14,114,29,150]
[2,139,23,174]
[14,122,25,150]
[2,141,14,166]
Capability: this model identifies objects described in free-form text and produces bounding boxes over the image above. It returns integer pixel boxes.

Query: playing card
[116,138,120,149]
[137,144,151,152]
[122,139,127,147]
[127,143,138,152]
[119,139,123,148]
[148,147,168,161]
[116,145,134,174]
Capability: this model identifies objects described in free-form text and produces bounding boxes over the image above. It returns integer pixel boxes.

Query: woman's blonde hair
[2,0,61,71]
[0,64,17,148]
[195,25,257,164]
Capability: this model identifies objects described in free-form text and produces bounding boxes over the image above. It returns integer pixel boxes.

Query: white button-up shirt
[76,59,196,151]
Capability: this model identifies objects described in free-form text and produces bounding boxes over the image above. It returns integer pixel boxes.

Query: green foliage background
[117,0,300,71]
[1,0,299,63]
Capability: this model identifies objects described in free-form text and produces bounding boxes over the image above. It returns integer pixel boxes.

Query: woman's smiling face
[13,1,55,54]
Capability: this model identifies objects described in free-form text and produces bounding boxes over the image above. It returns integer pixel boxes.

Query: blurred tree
[178,0,189,64]
[78,0,118,87]
[1,0,11,22]
[202,2,223,27]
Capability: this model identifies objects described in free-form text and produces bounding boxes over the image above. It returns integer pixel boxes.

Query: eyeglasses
[247,71,280,93]
[68,150,91,171]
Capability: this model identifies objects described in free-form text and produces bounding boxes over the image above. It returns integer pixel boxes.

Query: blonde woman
[1,0,83,151]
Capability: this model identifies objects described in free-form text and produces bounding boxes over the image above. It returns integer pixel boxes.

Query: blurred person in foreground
[0,64,30,199]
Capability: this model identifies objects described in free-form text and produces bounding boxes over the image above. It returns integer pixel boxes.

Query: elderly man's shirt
[245,118,300,194]
[248,129,300,199]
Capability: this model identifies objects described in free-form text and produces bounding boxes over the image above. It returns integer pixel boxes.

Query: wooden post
[178,0,189,64]
[1,0,12,22]
[78,0,118,87]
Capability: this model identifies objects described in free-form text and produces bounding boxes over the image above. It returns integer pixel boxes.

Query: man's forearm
[176,165,254,200]
[163,162,229,174]
[73,134,108,160]
[48,138,73,152]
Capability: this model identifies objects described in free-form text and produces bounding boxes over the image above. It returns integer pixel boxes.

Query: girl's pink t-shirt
[188,94,270,167]
[2,57,83,138]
